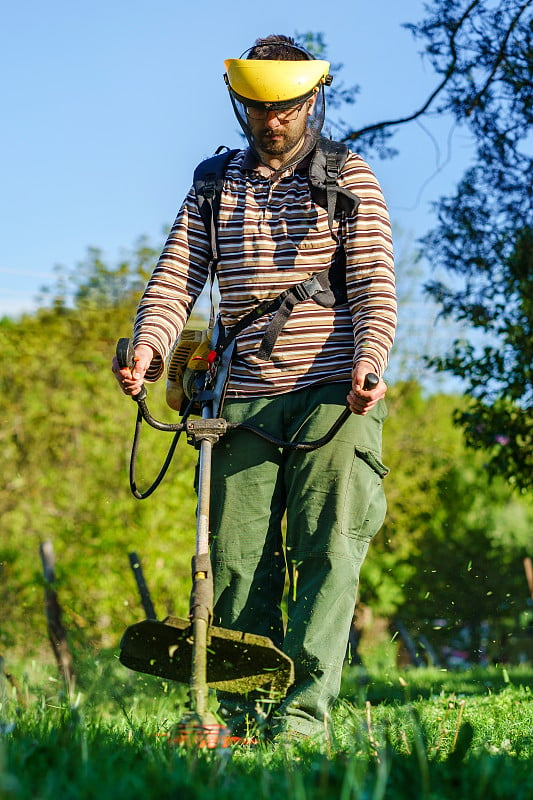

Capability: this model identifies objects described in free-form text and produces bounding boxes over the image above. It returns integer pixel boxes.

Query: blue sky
[1,0,474,323]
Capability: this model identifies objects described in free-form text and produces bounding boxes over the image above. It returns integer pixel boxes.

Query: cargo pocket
[340,447,388,541]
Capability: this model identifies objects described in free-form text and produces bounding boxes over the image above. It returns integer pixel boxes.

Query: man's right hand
[111,344,155,396]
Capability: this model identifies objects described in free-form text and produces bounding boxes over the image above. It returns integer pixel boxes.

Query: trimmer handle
[116,337,135,371]
[116,338,147,402]
[363,373,379,391]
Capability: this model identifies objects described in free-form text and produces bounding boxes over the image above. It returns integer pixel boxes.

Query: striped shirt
[134,147,396,397]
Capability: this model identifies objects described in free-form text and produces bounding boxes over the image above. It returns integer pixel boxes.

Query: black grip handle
[363,373,379,390]
[116,338,147,402]
[116,337,135,371]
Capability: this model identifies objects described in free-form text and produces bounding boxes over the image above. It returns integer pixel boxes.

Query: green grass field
[1,656,532,799]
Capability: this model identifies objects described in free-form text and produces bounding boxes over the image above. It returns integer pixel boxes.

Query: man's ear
[307,89,318,115]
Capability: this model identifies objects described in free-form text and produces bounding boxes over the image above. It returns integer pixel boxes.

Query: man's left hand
[347,361,387,415]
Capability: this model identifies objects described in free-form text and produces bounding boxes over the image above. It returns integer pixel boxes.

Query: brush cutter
[115,337,295,747]
[115,336,379,746]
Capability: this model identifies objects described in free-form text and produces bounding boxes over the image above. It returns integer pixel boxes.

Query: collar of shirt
[240,147,312,178]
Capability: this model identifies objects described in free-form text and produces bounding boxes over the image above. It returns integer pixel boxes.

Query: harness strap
[256,260,344,361]
[194,138,360,361]
[213,251,347,363]
[194,146,240,279]
[325,152,340,241]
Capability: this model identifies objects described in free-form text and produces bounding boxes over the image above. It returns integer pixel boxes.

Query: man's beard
[258,128,303,155]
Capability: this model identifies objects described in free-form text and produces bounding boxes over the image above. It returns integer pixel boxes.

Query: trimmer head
[120,616,294,697]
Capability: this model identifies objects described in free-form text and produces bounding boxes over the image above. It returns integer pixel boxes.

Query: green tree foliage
[398,457,532,657]
[417,0,533,491]
[0,241,199,657]
[349,382,533,642]
[340,1,533,490]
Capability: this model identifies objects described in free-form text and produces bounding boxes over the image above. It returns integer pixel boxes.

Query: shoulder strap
[194,139,359,255]
[193,147,240,266]
[308,137,361,237]
[196,140,360,362]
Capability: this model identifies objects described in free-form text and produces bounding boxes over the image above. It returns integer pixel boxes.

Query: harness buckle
[324,154,339,183]
[202,175,217,200]
[293,274,324,302]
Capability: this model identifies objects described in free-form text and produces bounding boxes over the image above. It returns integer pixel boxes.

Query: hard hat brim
[224,59,331,104]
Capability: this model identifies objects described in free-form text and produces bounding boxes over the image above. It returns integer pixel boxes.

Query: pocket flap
[354,447,390,479]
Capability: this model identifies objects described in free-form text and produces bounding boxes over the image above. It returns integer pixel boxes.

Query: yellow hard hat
[224,58,331,106]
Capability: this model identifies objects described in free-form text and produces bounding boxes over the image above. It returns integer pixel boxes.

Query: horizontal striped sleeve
[133,189,212,381]
[341,154,396,376]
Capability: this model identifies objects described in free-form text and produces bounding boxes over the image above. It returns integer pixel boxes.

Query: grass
[1,655,532,799]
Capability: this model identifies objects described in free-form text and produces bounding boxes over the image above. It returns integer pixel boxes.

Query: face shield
[223,53,332,168]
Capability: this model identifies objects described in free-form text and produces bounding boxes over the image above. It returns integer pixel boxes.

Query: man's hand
[347,360,387,415]
[111,344,155,396]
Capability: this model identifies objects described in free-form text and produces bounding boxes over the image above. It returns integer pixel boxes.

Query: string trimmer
[115,334,378,747]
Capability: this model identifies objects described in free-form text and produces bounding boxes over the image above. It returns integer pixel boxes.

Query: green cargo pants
[210,382,388,738]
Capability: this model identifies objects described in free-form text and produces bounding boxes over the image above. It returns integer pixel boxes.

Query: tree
[399,458,533,661]
[0,241,199,658]
[357,380,533,660]
[417,0,532,491]
[342,0,533,490]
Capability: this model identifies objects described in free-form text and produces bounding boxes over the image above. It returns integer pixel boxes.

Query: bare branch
[465,0,533,115]
[343,0,481,143]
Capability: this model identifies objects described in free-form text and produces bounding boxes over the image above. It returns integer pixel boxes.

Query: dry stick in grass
[401,730,411,754]
[39,541,76,697]
[451,700,466,752]
[128,552,157,620]
[0,654,26,707]
[365,700,380,760]
[524,557,533,600]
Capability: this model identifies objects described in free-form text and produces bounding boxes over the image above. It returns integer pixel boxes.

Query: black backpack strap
[198,139,358,362]
[213,250,348,363]
[255,252,349,361]
[255,271,332,361]
[194,147,240,268]
[212,271,330,363]
[308,137,361,239]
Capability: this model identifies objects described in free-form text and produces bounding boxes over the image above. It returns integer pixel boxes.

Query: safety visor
[224,58,331,107]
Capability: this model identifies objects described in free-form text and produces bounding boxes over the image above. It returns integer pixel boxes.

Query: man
[113,35,396,741]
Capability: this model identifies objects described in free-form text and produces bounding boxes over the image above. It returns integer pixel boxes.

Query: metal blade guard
[119,616,294,696]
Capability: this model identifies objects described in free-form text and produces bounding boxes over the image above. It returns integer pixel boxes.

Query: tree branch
[343,0,481,142]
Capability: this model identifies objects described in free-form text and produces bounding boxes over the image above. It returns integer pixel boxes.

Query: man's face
[246,98,314,160]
